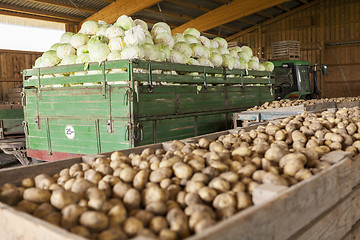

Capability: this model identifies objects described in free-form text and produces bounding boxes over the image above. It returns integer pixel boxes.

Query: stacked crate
[271,40,300,60]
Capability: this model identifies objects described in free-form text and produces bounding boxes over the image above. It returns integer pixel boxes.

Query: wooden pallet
[0,121,360,240]
[271,40,300,61]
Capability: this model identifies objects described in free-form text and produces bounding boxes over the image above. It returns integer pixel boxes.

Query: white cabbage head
[183,28,201,38]
[209,53,223,67]
[173,33,186,43]
[115,15,135,31]
[106,25,125,39]
[154,32,175,49]
[173,42,192,58]
[199,36,211,48]
[70,33,89,49]
[77,45,88,56]
[60,32,75,43]
[59,54,77,65]
[134,19,148,31]
[57,43,75,59]
[121,45,140,59]
[151,22,171,37]
[41,50,60,67]
[79,21,99,36]
[108,36,126,51]
[88,42,110,63]
[263,61,275,71]
[107,51,122,61]
[124,25,147,45]
[213,37,228,48]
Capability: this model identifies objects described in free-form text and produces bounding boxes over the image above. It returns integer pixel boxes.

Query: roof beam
[0,3,83,22]
[256,11,273,19]
[172,0,290,34]
[83,0,163,25]
[297,0,308,4]
[226,0,320,41]
[237,18,257,26]
[276,4,291,12]
[98,0,116,3]
[27,0,97,14]
[166,0,212,12]
[0,9,74,24]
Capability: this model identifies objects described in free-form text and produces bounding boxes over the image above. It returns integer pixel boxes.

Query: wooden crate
[0,126,360,240]
[271,40,300,61]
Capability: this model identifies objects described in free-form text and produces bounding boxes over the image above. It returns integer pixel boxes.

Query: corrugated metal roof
[0,0,317,38]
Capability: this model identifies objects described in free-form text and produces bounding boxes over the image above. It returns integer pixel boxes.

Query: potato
[216,206,236,220]
[149,216,168,234]
[238,164,256,178]
[123,188,141,210]
[283,158,304,176]
[50,189,79,209]
[84,169,102,184]
[87,187,107,211]
[80,211,109,232]
[0,188,21,206]
[279,153,307,169]
[294,169,312,181]
[61,204,86,229]
[70,226,91,238]
[108,203,127,227]
[113,181,131,199]
[213,192,236,210]
[194,218,216,234]
[142,186,166,205]
[198,138,210,149]
[264,146,286,162]
[21,178,35,188]
[262,172,288,186]
[35,174,55,190]
[71,179,96,198]
[236,192,252,210]
[133,209,154,227]
[159,228,178,240]
[23,188,51,203]
[150,167,173,183]
[172,162,193,179]
[208,177,230,192]
[43,211,61,226]
[123,217,144,237]
[189,211,214,230]
[232,146,252,157]
[166,207,190,238]
[33,203,56,218]
[292,130,307,143]
[16,200,38,214]
[98,229,127,240]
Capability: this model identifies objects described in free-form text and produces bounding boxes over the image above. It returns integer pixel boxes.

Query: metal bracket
[21,91,26,107]
[240,72,245,92]
[45,118,52,155]
[107,119,114,133]
[148,62,154,93]
[203,68,207,90]
[101,62,107,99]
[0,120,4,139]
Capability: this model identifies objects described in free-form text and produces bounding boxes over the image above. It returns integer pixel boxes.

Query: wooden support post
[319,0,325,98]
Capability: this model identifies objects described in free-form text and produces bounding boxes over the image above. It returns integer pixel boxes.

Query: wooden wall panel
[234,0,360,98]
[0,49,41,102]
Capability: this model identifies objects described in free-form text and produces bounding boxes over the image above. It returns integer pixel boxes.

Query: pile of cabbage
[33,15,274,78]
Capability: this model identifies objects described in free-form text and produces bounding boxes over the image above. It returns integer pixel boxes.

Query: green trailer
[0,105,24,139]
[22,59,274,161]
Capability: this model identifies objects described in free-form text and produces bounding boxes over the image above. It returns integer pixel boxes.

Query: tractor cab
[273,60,315,100]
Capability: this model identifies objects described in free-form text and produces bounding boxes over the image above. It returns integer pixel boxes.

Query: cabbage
[263,61,275,71]
[154,32,174,49]
[77,45,88,56]
[199,36,211,48]
[169,50,187,64]
[173,33,186,43]
[124,25,147,45]
[70,33,89,49]
[241,46,253,57]
[139,44,160,61]
[96,25,109,37]
[222,54,235,70]
[59,54,77,65]
[115,15,135,31]
[218,47,230,55]
[229,49,239,58]
[88,35,109,48]
[88,42,110,63]
[155,44,171,61]
[76,53,91,64]
[238,51,251,62]
[209,53,223,67]
[188,58,200,65]
[198,58,214,67]
[183,28,200,38]
[239,59,248,69]
[173,42,192,58]
[213,37,228,48]
[229,46,242,53]
[60,32,74,43]
[184,34,199,45]
[79,21,99,36]
[210,48,220,54]
[98,20,108,27]
[34,57,43,68]
[50,43,62,51]
[107,51,122,61]
[151,22,171,37]
[259,64,266,71]
[234,58,240,69]
[41,50,60,67]
[251,56,259,62]
[108,36,126,51]
[145,34,154,45]
[134,19,148,30]
[191,44,210,59]
[105,25,125,39]
[210,39,219,48]
[57,43,75,59]
[248,59,260,70]
[121,45,140,59]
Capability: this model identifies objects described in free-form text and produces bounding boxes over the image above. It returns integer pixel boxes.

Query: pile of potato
[247,96,360,111]
[1,107,360,240]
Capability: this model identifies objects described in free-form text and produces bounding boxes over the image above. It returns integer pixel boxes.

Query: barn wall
[232,0,360,98]
[0,49,41,102]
